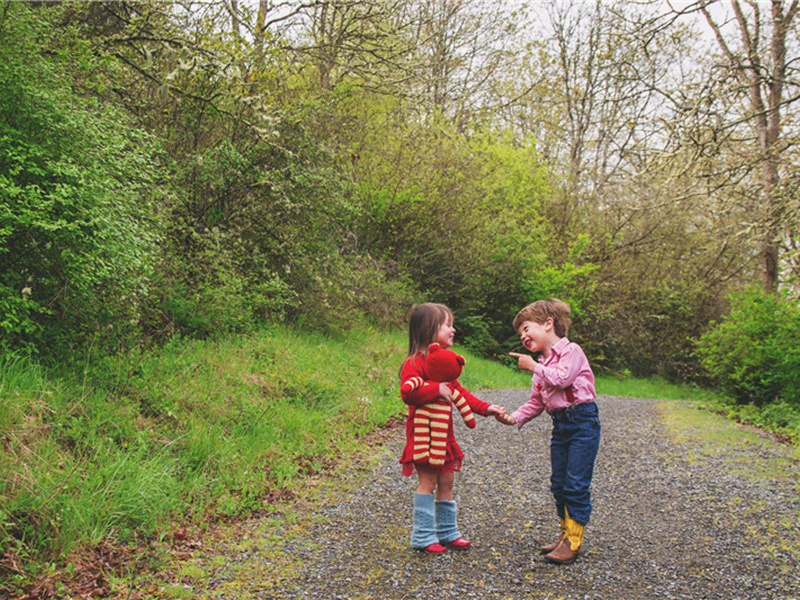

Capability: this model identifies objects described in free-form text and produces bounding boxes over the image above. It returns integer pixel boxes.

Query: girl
[399,302,513,553]
[508,299,601,565]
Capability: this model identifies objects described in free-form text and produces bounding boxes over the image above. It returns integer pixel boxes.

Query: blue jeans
[550,401,601,526]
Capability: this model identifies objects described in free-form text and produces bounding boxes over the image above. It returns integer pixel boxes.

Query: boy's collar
[543,337,570,359]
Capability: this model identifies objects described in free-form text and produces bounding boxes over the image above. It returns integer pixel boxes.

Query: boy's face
[517,319,552,353]
[434,319,456,349]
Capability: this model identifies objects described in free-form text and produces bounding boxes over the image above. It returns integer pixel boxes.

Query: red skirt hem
[400,458,462,477]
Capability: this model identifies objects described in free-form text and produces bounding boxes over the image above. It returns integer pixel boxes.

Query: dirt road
[166,394,800,600]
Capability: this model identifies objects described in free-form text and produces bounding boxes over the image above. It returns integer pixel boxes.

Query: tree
[482,0,760,375]
[678,0,800,292]
[405,0,526,129]
[498,1,687,242]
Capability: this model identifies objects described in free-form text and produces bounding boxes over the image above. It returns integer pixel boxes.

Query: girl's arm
[400,358,445,406]
[450,381,513,423]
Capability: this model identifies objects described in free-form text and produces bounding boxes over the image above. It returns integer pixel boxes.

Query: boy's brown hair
[512,299,572,338]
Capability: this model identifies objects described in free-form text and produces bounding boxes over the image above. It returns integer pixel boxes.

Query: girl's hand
[439,382,454,401]
[487,404,516,426]
[498,413,517,425]
[509,352,536,373]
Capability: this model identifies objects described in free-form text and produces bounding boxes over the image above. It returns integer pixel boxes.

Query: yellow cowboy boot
[539,517,566,554]
[545,509,584,565]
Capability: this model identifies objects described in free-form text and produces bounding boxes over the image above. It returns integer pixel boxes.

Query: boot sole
[545,552,579,565]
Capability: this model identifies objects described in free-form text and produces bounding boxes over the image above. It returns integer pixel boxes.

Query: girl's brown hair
[407,303,453,357]
[512,299,572,338]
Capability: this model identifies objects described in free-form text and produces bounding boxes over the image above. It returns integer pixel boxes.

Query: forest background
[2,0,800,595]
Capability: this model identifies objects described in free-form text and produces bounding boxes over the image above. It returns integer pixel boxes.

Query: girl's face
[434,318,456,349]
[517,319,552,354]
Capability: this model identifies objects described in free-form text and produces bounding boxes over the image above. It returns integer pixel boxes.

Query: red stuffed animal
[401,343,476,466]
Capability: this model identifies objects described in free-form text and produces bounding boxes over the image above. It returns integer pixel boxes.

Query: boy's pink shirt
[512,337,596,429]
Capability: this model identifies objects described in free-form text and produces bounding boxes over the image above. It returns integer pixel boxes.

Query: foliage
[582,279,725,380]
[0,2,418,359]
[348,108,557,355]
[695,287,800,406]
[710,396,800,446]
[0,0,796,439]
[0,0,765,374]
[0,3,161,356]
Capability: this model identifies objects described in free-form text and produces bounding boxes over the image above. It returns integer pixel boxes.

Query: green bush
[456,315,505,359]
[0,4,161,357]
[695,287,800,405]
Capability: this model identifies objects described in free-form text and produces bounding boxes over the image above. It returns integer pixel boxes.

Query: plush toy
[401,343,476,466]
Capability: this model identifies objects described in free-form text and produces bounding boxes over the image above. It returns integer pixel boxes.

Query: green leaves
[696,287,800,406]
[0,3,161,354]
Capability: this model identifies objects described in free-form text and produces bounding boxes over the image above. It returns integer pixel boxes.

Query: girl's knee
[416,466,438,494]
[435,473,455,500]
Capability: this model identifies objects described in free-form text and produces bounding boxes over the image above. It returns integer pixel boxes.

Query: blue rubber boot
[435,499,462,545]
[411,493,441,550]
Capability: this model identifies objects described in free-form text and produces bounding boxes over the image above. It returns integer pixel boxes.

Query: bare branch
[700,4,737,64]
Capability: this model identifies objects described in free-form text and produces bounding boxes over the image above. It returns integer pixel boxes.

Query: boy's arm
[511,389,545,429]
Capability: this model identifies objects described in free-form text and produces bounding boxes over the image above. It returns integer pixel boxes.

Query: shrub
[0,4,161,357]
[695,287,800,405]
[456,315,505,359]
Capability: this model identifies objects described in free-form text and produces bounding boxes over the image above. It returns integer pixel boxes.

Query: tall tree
[406,0,525,128]
[495,1,684,244]
[486,0,755,375]
[682,0,800,292]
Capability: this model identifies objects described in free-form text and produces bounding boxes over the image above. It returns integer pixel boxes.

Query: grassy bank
[0,326,528,592]
[2,326,795,595]
[594,375,722,402]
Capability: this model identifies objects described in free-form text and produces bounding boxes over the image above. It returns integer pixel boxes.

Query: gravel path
[189,393,800,600]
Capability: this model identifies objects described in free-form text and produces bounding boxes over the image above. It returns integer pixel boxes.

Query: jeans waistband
[549,400,595,422]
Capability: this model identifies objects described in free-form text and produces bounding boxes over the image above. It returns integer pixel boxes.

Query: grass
[658,400,800,485]
[595,374,724,402]
[2,327,796,596]
[0,326,527,593]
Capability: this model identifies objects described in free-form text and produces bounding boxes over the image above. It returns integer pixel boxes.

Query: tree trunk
[701,0,799,292]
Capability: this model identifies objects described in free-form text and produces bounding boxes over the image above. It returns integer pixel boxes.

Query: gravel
[197,393,800,600]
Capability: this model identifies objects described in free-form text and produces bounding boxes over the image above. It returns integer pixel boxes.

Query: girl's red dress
[399,353,491,476]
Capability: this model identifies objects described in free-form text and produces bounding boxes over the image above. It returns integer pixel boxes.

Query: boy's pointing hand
[509,352,536,373]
